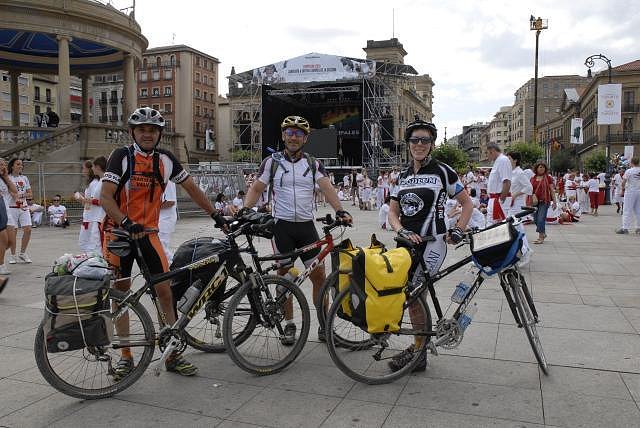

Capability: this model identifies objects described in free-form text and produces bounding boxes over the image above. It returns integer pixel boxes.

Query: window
[204,91,207,101]
[19,76,28,86]
[623,91,635,108]
[46,88,51,102]
[164,86,172,96]
[19,95,28,105]
[152,70,160,80]
[2,110,10,121]
[164,103,172,113]
[152,104,160,111]
[555,108,560,113]
[20,112,29,123]
[203,75,208,85]
[35,105,40,115]
[210,94,215,102]
[111,75,118,82]
[195,72,200,83]
[34,86,40,101]
[152,87,160,97]
[164,69,172,80]
[544,107,549,113]
[195,89,201,98]
[170,55,175,66]
[165,119,172,130]
[195,122,201,132]
[156,56,161,67]
[204,59,208,69]
[110,90,118,102]
[110,106,118,120]
[1,75,7,82]
[140,88,148,97]
[196,105,201,116]
[196,57,200,67]
[140,71,148,82]
[204,107,208,116]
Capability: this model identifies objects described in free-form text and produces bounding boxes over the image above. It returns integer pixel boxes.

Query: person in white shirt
[6,159,33,263]
[597,171,606,186]
[565,173,578,202]
[506,151,532,251]
[75,158,106,255]
[159,180,178,263]
[486,144,512,225]
[587,173,600,216]
[48,195,69,227]
[578,173,590,213]
[26,198,44,227]
[232,191,245,210]
[378,196,390,230]
[0,158,17,276]
[567,195,581,222]
[616,158,640,234]
[360,170,372,210]
[612,168,625,214]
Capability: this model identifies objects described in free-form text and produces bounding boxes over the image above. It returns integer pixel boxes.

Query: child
[378,196,390,230]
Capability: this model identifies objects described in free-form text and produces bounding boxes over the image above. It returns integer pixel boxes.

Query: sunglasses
[408,137,435,145]
[284,128,306,138]
[53,199,60,202]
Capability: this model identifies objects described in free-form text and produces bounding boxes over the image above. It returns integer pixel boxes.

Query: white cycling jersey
[256,152,327,222]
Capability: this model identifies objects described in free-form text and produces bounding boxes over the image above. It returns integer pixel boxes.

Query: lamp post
[530,15,548,145]
[584,53,613,205]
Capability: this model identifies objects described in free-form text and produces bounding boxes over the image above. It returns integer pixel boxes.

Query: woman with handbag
[530,161,556,244]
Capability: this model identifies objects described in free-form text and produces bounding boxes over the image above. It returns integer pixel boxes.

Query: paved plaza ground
[0,205,639,427]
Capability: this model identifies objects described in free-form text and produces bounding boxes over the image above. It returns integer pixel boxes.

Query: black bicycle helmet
[404,116,437,142]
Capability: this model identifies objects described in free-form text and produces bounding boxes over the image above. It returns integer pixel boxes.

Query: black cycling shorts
[271,219,320,267]
[104,233,168,278]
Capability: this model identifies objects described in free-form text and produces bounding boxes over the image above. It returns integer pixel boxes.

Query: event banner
[251,53,375,84]
[570,118,583,144]
[597,84,622,125]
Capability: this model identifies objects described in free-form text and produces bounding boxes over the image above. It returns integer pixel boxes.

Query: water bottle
[279,267,299,296]
[177,279,204,314]
[451,267,477,303]
[458,303,478,331]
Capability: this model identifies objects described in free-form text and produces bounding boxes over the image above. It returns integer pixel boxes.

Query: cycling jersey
[256,152,327,222]
[103,144,189,229]
[391,159,464,237]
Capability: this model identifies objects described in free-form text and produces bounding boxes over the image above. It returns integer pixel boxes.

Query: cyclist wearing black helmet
[101,107,219,379]
[387,117,473,372]
[243,115,352,343]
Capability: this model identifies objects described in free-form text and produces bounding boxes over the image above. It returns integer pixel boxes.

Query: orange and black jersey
[103,144,189,228]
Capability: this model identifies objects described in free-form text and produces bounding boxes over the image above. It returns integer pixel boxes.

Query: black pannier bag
[43,273,113,353]
[170,237,230,307]
[470,223,523,275]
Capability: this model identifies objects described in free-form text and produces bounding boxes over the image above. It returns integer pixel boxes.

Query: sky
[120,0,639,139]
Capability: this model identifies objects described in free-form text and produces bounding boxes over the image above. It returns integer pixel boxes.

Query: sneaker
[388,345,427,373]
[615,228,629,234]
[280,323,296,346]
[18,253,32,263]
[7,255,16,265]
[165,355,198,376]
[0,264,10,275]
[317,326,326,343]
[112,358,134,382]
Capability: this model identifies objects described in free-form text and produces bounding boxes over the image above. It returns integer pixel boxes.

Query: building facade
[92,73,124,126]
[461,122,488,163]
[510,75,588,144]
[1,72,31,126]
[137,45,220,162]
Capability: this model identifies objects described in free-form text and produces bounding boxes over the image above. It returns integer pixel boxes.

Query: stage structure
[228,52,432,173]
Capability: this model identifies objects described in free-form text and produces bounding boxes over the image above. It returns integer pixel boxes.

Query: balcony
[99,98,108,105]
[109,97,118,104]
[609,132,640,143]
[583,109,597,126]
[622,104,640,113]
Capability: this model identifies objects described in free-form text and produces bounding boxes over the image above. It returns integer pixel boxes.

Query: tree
[584,150,607,173]
[550,150,576,173]
[431,144,469,172]
[507,142,544,168]
[230,149,254,163]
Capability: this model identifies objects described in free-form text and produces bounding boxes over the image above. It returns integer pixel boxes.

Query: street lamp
[530,15,548,145]
[584,53,613,205]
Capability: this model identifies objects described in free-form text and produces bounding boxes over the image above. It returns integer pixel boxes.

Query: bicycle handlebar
[393,235,437,247]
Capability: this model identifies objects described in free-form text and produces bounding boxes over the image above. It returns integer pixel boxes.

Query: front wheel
[508,271,549,375]
[325,288,432,384]
[222,275,310,375]
[34,289,156,400]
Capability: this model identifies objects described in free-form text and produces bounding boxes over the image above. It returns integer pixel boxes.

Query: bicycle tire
[325,288,431,385]
[222,274,310,375]
[508,271,549,375]
[34,289,156,400]
[184,274,257,353]
[316,271,374,350]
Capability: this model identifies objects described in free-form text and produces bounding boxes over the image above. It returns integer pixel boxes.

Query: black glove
[121,216,144,235]
[210,212,226,228]
[335,210,352,223]
[397,228,416,240]
[237,207,253,218]
[449,226,465,244]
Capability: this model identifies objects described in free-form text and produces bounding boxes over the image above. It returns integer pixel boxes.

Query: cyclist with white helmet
[243,115,353,343]
[101,107,219,379]
[387,117,473,373]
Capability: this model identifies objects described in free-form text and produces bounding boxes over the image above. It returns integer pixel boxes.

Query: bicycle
[222,213,352,375]
[324,207,548,384]
[33,213,299,399]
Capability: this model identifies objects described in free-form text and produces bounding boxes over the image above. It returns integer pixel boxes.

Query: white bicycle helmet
[128,107,165,128]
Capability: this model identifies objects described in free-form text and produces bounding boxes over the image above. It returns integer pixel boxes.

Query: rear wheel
[325,288,431,384]
[507,270,548,375]
[223,275,310,375]
[34,289,156,400]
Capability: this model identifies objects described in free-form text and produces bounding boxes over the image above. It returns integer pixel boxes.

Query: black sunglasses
[408,137,435,145]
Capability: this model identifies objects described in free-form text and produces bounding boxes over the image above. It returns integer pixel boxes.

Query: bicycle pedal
[427,341,438,356]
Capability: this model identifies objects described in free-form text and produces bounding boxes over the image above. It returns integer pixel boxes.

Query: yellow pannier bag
[336,236,411,333]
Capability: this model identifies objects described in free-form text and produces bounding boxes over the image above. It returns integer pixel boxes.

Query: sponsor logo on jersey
[399,176,440,186]
[400,193,424,216]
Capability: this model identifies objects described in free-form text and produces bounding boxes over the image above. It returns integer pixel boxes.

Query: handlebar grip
[393,235,436,247]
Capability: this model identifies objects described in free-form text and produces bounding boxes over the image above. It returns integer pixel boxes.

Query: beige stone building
[536,59,640,169]
[461,122,488,164]
[138,45,220,163]
[216,95,232,161]
[510,75,588,144]
[0,72,31,126]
